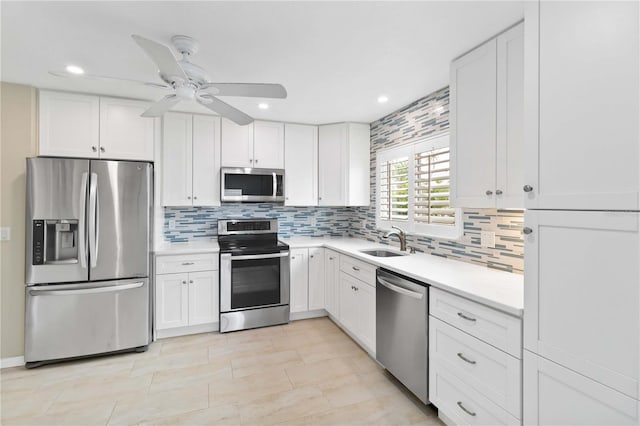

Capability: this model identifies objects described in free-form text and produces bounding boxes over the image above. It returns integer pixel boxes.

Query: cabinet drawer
[430,317,521,418]
[340,255,375,285]
[156,254,218,274]
[430,360,520,426]
[430,287,521,358]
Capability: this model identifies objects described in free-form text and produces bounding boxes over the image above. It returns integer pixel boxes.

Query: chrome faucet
[383,226,407,252]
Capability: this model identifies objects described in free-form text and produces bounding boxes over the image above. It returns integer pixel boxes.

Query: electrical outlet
[0,227,10,241]
[168,220,176,230]
[480,231,495,248]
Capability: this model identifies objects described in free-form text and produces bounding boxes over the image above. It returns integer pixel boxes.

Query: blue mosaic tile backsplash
[164,205,354,241]
[163,86,524,274]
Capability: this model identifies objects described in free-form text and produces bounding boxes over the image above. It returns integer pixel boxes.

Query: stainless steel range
[218,219,290,333]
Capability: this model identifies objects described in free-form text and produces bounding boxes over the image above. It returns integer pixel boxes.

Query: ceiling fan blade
[201,83,287,99]
[198,95,253,126]
[141,95,181,117]
[132,35,188,83]
[49,70,169,88]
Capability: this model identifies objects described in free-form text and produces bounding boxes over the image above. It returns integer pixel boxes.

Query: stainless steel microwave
[220,167,285,203]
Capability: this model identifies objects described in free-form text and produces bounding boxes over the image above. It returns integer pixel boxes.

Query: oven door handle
[231,251,290,261]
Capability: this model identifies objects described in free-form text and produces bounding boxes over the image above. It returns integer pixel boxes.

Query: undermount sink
[360,249,408,258]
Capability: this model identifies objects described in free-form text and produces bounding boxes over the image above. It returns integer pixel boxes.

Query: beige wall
[0,83,37,359]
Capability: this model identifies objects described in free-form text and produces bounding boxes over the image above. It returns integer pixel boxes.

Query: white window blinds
[376,134,461,239]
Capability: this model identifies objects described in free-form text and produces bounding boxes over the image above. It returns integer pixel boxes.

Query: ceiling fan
[49,35,287,125]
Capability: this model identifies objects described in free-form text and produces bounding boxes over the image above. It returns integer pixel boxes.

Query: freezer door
[89,160,152,281]
[26,158,90,284]
[25,278,150,363]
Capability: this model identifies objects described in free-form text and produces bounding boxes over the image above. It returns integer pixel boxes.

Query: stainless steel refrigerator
[25,157,152,367]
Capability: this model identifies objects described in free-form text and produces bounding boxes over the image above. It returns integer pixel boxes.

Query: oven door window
[231,257,281,309]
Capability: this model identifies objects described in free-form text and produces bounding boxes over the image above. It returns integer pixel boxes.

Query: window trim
[375,133,462,240]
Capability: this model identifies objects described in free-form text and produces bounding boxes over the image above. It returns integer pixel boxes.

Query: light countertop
[284,237,524,317]
[154,239,219,255]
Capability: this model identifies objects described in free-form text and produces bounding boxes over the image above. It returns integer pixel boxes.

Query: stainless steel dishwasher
[376,268,429,404]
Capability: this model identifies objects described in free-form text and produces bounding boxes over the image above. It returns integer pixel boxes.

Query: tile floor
[0,317,443,425]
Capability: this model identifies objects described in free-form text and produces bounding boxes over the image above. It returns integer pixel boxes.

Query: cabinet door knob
[249,159,253,163]
[187,196,191,200]
[100,147,105,153]
[255,159,258,163]
[523,185,533,193]
[318,197,322,201]
[193,196,198,200]
[495,189,503,195]
[291,256,296,260]
[91,146,97,152]
[189,280,193,284]
[523,227,533,235]
[182,280,187,284]
[485,190,493,196]
[310,255,314,258]
[329,257,334,260]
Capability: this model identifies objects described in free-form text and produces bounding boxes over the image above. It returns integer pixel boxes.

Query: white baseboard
[289,309,328,321]
[155,322,219,340]
[1,356,25,369]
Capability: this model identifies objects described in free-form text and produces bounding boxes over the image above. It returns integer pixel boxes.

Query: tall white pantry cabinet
[523,1,640,425]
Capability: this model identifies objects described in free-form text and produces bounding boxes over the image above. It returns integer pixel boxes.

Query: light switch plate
[0,227,10,241]
[480,231,495,248]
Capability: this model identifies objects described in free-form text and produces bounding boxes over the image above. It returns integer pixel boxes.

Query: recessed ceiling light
[65,65,84,75]
[377,96,389,104]
[258,103,269,110]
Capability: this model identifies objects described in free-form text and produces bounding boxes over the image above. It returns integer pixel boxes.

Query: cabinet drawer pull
[485,190,493,196]
[457,312,477,322]
[495,189,503,195]
[457,352,477,365]
[352,266,360,271]
[181,262,195,266]
[457,401,476,417]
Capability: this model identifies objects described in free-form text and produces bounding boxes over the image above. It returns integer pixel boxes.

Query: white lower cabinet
[339,271,375,354]
[324,250,340,317]
[155,254,219,335]
[429,288,522,425]
[290,248,309,313]
[524,351,639,426]
[308,248,325,310]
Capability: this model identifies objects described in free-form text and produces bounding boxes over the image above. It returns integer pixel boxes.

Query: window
[376,134,461,239]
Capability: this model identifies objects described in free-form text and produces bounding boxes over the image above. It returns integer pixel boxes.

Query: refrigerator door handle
[79,172,88,269]
[28,281,144,296]
[89,173,99,268]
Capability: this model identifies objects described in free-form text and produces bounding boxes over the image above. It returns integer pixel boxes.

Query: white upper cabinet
[39,90,100,158]
[253,121,284,169]
[451,22,524,209]
[192,115,221,206]
[318,123,370,206]
[284,123,318,206]
[496,23,524,208]
[220,118,254,167]
[162,112,220,207]
[524,210,639,400]
[220,119,284,169]
[39,90,154,161]
[524,1,639,210]
[162,113,193,206]
[99,97,154,161]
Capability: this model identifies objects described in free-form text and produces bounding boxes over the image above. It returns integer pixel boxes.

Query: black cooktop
[218,234,289,255]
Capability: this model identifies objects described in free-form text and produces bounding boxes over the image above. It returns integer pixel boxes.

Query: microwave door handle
[78,172,88,268]
[272,172,277,198]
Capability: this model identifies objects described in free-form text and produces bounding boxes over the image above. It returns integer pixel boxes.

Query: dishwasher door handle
[377,277,424,300]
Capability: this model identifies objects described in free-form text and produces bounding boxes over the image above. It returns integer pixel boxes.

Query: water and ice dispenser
[31,219,79,265]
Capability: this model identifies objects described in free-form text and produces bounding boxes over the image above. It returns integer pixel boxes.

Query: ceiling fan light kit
[49,34,287,125]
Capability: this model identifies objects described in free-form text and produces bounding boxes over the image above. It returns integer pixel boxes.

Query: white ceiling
[1,1,523,124]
